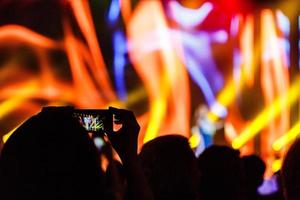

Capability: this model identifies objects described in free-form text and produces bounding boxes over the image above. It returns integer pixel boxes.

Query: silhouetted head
[242,155,266,199]
[282,139,300,200]
[197,145,244,200]
[139,135,200,200]
[0,107,103,200]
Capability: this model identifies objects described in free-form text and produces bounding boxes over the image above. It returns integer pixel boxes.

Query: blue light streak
[168,0,227,118]
[107,0,120,24]
[113,31,128,100]
[230,16,239,37]
[276,10,291,68]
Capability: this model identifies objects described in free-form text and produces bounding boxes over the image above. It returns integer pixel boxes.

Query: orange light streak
[63,21,104,107]
[240,15,254,87]
[0,25,59,49]
[69,0,116,101]
[128,1,190,143]
[232,76,300,149]
[260,9,290,174]
[120,0,132,23]
[128,1,169,141]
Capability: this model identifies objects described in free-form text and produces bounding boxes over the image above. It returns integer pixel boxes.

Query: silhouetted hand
[106,107,154,200]
[107,107,140,164]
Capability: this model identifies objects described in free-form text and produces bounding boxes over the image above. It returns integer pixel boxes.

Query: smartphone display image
[73,110,112,134]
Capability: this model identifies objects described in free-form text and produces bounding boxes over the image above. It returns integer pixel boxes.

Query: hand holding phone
[107,107,140,163]
[73,107,140,163]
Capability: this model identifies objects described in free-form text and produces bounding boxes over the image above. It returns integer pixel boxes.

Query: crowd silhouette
[0,106,297,200]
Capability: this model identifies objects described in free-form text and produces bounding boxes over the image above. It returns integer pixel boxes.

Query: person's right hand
[106,107,140,164]
[106,107,154,200]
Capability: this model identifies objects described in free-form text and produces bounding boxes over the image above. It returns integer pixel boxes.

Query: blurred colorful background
[0,0,299,176]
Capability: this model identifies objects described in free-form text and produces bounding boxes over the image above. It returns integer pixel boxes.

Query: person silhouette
[0,106,155,200]
[138,135,200,200]
[242,155,266,200]
[281,138,300,200]
[197,145,245,200]
[0,106,104,200]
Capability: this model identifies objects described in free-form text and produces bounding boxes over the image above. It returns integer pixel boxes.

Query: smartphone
[73,109,112,135]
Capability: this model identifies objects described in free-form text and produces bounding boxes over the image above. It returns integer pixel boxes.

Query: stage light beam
[272,159,282,172]
[232,77,300,149]
[0,81,38,119]
[272,121,300,151]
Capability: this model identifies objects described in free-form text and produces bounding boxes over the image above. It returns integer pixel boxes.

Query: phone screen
[73,110,112,134]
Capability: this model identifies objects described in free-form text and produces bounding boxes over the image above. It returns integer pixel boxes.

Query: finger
[108,106,119,113]
[109,106,128,116]
[109,107,136,124]
[109,106,133,117]
[113,120,123,125]
[113,114,123,124]
[109,107,139,131]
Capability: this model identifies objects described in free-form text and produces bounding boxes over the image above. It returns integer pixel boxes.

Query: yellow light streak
[0,98,25,120]
[232,77,300,149]
[207,80,236,122]
[272,159,282,172]
[2,126,19,143]
[0,81,38,119]
[272,121,300,151]
[143,97,167,143]
[189,132,201,149]
[214,81,236,110]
